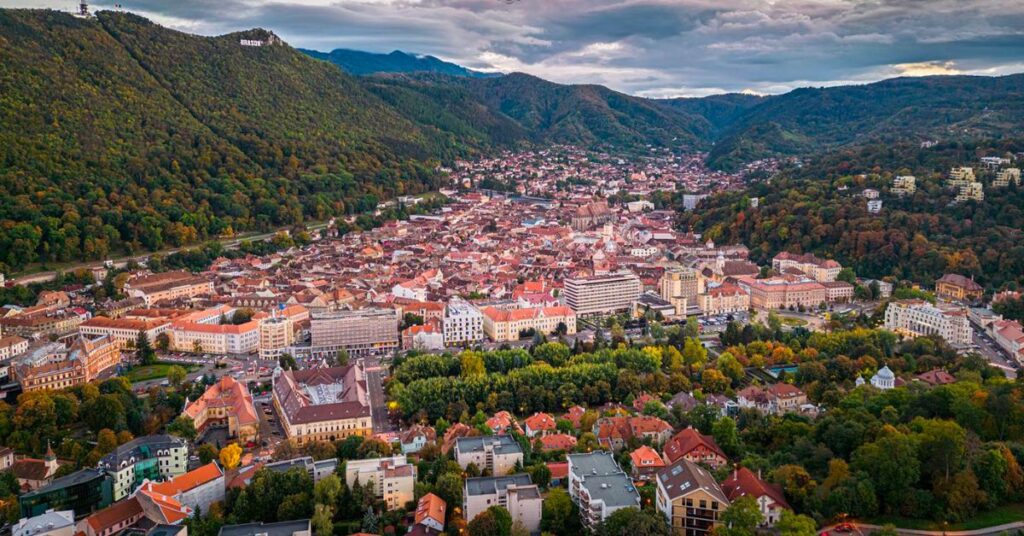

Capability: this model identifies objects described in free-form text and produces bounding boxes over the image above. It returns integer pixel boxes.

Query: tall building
[443,299,483,345]
[309,308,399,358]
[344,456,416,511]
[659,268,701,317]
[884,300,972,347]
[564,271,642,316]
[272,366,372,445]
[656,458,730,536]
[566,452,640,529]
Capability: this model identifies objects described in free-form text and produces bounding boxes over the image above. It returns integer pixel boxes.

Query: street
[362,356,393,433]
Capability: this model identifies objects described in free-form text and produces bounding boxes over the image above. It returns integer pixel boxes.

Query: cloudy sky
[7,0,1024,96]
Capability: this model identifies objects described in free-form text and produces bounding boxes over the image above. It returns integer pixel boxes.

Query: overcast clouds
[7,0,1024,96]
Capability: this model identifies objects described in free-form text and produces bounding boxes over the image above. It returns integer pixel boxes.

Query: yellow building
[272,366,372,445]
[480,306,576,342]
[656,458,730,536]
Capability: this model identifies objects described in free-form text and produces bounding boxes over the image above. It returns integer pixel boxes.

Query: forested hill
[301,48,498,78]
[701,75,1024,170]
[680,140,1024,291]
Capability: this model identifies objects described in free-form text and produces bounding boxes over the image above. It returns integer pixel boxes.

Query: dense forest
[682,140,1024,291]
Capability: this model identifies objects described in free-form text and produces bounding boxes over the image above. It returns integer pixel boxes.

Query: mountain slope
[302,48,497,78]
[706,75,1024,169]
[657,93,765,137]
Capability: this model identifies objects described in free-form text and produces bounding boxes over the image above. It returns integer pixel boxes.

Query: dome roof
[875,365,894,379]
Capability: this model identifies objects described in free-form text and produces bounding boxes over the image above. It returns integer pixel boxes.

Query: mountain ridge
[301,47,499,78]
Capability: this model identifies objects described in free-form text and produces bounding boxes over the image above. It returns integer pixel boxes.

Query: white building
[443,299,483,345]
[893,175,917,196]
[14,510,75,536]
[564,271,642,316]
[463,475,542,535]
[867,199,883,214]
[884,300,972,347]
[870,366,896,390]
[98,435,189,502]
[454,436,524,476]
[344,456,416,511]
[567,452,640,529]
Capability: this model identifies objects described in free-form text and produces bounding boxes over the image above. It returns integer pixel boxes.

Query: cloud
[11,0,1024,96]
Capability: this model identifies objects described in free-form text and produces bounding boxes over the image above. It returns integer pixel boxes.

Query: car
[833,523,855,533]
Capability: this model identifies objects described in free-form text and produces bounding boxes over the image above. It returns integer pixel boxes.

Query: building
[564,271,642,316]
[182,377,259,442]
[660,268,702,317]
[14,335,120,392]
[344,456,416,510]
[822,281,855,303]
[309,308,399,358]
[12,445,62,491]
[630,445,666,481]
[98,435,188,502]
[19,469,112,518]
[1,310,89,338]
[571,200,614,230]
[862,188,880,199]
[480,305,576,342]
[949,167,976,185]
[443,299,483,345]
[399,424,437,455]
[935,274,984,303]
[994,167,1021,187]
[263,456,338,483]
[402,324,444,351]
[745,278,827,311]
[78,498,145,536]
[663,427,728,468]
[454,435,524,476]
[736,384,807,415]
[892,175,917,196]
[867,199,883,214]
[145,462,225,514]
[258,317,294,360]
[698,285,749,316]
[656,458,729,536]
[522,412,556,437]
[272,366,372,445]
[123,271,213,306]
[884,300,972,347]
[413,493,446,534]
[566,452,640,529]
[463,475,542,535]
[771,252,842,282]
[78,317,170,350]
[219,520,311,536]
[870,365,896,390]
[955,181,984,202]
[13,509,76,536]
[0,335,29,360]
[989,320,1024,363]
[168,306,261,355]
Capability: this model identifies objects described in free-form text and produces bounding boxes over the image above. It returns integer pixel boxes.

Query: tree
[313,474,342,506]
[851,431,919,513]
[167,365,187,388]
[311,504,333,536]
[776,511,817,536]
[137,332,156,365]
[712,416,742,457]
[197,443,219,464]
[468,506,512,536]
[541,488,579,535]
[836,267,857,284]
[435,472,464,508]
[685,316,700,338]
[361,506,379,533]
[219,443,242,470]
[155,332,170,352]
[718,495,762,536]
[596,507,670,536]
[279,353,298,371]
[335,349,349,367]
[167,415,197,441]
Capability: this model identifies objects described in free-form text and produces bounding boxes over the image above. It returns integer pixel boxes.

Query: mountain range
[301,48,498,78]
[1,7,1023,270]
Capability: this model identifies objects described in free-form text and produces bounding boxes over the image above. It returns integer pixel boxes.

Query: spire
[45,440,55,460]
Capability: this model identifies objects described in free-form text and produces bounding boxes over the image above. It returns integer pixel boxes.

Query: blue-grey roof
[218,520,311,536]
[99,435,186,469]
[578,472,640,509]
[455,435,522,455]
[568,451,620,477]
[464,474,533,497]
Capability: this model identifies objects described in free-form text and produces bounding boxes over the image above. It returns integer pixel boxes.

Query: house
[655,458,729,536]
[463,475,542,535]
[79,498,144,536]
[662,427,728,468]
[630,445,665,481]
[454,436,524,476]
[721,467,790,526]
[14,510,75,536]
[522,412,556,437]
[412,493,446,534]
[566,452,640,529]
[562,406,587,430]
[547,462,568,487]
[593,416,673,451]
[400,424,437,455]
[145,462,225,514]
[736,384,807,415]
[538,434,577,452]
[632,393,658,413]
[935,274,984,303]
[486,411,520,435]
[666,392,698,412]
[915,369,957,386]
[12,445,61,491]
[0,447,14,471]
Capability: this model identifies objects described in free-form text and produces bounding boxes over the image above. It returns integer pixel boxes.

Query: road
[362,356,393,433]
[10,221,331,286]
[971,328,1018,379]
[823,521,1024,536]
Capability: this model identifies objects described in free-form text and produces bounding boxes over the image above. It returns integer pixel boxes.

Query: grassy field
[781,316,808,327]
[126,362,198,383]
[870,503,1024,531]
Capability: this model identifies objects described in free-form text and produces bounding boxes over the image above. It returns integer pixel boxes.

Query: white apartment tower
[443,299,483,345]
[564,271,642,316]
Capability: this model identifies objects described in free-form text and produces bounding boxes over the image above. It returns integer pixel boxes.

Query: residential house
[656,458,729,536]
[662,428,728,468]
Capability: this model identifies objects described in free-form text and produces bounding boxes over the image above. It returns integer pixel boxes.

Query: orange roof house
[629,445,665,480]
[523,412,557,437]
[413,492,446,533]
[663,427,728,468]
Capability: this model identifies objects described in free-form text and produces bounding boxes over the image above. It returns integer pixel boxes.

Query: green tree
[167,365,187,388]
[136,332,156,365]
[712,416,742,457]
[197,443,219,464]
[541,488,579,534]
[596,507,670,536]
[776,511,817,536]
[718,495,763,536]
[314,474,342,506]
[167,415,197,441]
[279,353,298,371]
[311,504,333,536]
[851,431,919,513]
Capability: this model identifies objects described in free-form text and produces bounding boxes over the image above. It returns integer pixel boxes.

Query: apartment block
[443,299,484,345]
[564,271,642,316]
[892,175,917,196]
[463,474,542,534]
[98,435,188,502]
[309,308,399,358]
[454,435,524,476]
[344,456,416,511]
[567,452,640,529]
[660,268,702,317]
[656,458,729,536]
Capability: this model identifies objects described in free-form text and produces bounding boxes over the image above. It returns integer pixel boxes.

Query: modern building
[443,299,484,345]
[344,456,416,510]
[19,469,112,518]
[272,366,372,445]
[660,268,702,317]
[454,435,524,476]
[566,452,640,529]
[182,376,259,442]
[884,300,972,347]
[480,306,576,342]
[309,308,399,358]
[892,175,917,196]
[98,435,188,502]
[463,475,542,534]
[264,456,338,483]
[994,167,1021,187]
[258,317,294,360]
[13,509,75,536]
[564,271,642,316]
[656,458,730,536]
[218,520,311,536]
